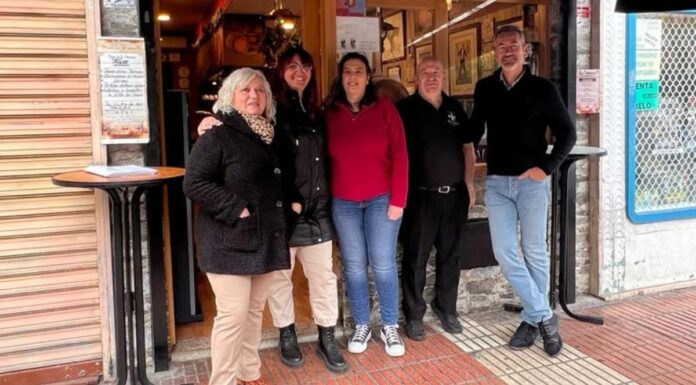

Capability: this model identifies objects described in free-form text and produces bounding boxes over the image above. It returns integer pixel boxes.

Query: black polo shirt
[396,92,473,189]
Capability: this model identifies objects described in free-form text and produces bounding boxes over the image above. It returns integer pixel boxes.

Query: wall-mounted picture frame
[403,61,415,83]
[448,24,481,96]
[493,15,523,33]
[382,11,406,63]
[387,65,401,79]
[412,9,434,38]
[414,44,433,68]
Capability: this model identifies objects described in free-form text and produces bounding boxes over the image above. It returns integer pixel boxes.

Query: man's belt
[417,185,456,194]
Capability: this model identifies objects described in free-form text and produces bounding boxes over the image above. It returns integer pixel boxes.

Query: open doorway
[154,0,324,349]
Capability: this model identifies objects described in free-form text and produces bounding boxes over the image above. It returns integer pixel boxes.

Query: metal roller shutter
[0,0,102,375]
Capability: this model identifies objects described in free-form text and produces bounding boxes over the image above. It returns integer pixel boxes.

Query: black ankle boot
[279,324,303,368]
[316,326,348,373]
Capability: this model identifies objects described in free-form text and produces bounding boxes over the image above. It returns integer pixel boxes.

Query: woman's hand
[387,205,403,221]
[291,202,302,214]
[198,116,222,136]
[239,208,250,218]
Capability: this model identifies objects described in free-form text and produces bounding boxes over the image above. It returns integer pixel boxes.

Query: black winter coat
[274,92,333,246]
[183,111,290,275]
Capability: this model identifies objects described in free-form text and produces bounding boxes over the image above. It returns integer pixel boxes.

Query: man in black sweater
[470,25,576,357]
[397,57,476,340]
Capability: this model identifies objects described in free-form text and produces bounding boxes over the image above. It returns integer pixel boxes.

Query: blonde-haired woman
[184,67,289,385]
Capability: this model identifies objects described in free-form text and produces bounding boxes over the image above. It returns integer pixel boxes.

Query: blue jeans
[332,194,402,326]
[485,175,553,325]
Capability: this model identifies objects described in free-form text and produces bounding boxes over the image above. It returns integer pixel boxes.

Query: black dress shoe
[279,324,303,368]
[538,314,563,357]
[316,326,348,373]
[405,320,426,341]
[431,300,463,333]
[508,321,538,350]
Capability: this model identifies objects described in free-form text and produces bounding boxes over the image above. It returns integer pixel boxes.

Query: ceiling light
[270,0,297,30]
[157,13,171,22]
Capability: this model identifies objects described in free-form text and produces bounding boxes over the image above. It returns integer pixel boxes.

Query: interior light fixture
[270,0,297,30]
[157,13,171,22]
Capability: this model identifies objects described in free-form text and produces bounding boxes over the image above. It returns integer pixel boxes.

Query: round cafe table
[550,146,607,325]
[52,167,185,385]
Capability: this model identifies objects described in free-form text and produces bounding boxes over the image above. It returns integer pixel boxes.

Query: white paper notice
[636,19,662,51]
[104,0,136,8]
[635,50,661,81]
[576,69,600,114]
[336,17,380,54]
[98,38,150,144]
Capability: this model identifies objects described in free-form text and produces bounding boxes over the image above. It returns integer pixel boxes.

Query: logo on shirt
[447,111,460,127]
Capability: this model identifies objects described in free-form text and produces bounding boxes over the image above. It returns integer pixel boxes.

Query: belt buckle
[437,186,450,194]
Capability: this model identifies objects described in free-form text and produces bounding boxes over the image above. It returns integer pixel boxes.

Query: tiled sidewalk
[154,287,696,385]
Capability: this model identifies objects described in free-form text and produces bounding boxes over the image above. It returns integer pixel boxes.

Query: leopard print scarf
[238,111,274,144]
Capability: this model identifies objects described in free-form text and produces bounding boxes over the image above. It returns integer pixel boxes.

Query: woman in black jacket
[197,47,345,374]
[267,47,346,373]
[184,67,289,385]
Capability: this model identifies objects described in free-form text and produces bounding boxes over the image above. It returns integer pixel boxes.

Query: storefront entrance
[151,0,560,360]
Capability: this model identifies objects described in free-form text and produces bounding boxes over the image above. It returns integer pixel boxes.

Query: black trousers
[400,185,469,320]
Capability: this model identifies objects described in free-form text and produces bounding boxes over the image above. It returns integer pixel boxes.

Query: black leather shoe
[405,320,426,341]
[508,321,538,350]
[538,314,563,357]
[316,326,348,373]
[279,324,303,368]
[431,300,463,333]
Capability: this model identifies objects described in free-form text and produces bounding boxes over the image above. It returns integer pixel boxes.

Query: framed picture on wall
[414,44,433,68]
[448,24,480,96]
[493,16,523,33]
[382,11,406,63]
[412,9,434,37]
[387,65,401,79]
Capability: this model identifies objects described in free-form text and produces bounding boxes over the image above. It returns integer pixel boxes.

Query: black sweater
[183,111,290,275]
[470,68,577,176]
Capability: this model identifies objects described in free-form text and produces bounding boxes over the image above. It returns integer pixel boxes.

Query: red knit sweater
[325,97,408,208]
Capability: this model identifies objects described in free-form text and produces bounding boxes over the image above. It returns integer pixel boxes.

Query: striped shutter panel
[0,0,103,374]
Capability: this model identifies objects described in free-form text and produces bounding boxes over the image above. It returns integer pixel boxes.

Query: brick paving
[153,287,696,385]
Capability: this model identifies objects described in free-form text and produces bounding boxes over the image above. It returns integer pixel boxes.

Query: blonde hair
[213,67,276,123]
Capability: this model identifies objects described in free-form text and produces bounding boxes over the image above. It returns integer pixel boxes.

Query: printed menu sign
[97,38,150,144]
[576,69,600,114]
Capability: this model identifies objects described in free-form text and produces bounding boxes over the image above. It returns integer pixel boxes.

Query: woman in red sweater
[325,52,408,357]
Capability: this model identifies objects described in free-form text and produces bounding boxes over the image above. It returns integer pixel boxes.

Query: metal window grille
[627,12,696,222]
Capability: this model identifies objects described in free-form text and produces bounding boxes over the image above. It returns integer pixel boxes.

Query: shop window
[626,12,696,223]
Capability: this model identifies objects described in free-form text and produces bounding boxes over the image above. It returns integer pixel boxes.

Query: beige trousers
[267,241,338,328]
[206,272,273,385]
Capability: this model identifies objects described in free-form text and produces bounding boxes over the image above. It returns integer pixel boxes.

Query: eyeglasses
[287,63,312,72]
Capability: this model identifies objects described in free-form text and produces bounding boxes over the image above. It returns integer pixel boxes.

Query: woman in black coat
[183,67,289,385]
[266,47,346,373]
[196,47,345,374]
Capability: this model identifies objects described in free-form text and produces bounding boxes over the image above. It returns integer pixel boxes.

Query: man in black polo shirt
[396,57,476,340]
[471,25,576,357]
